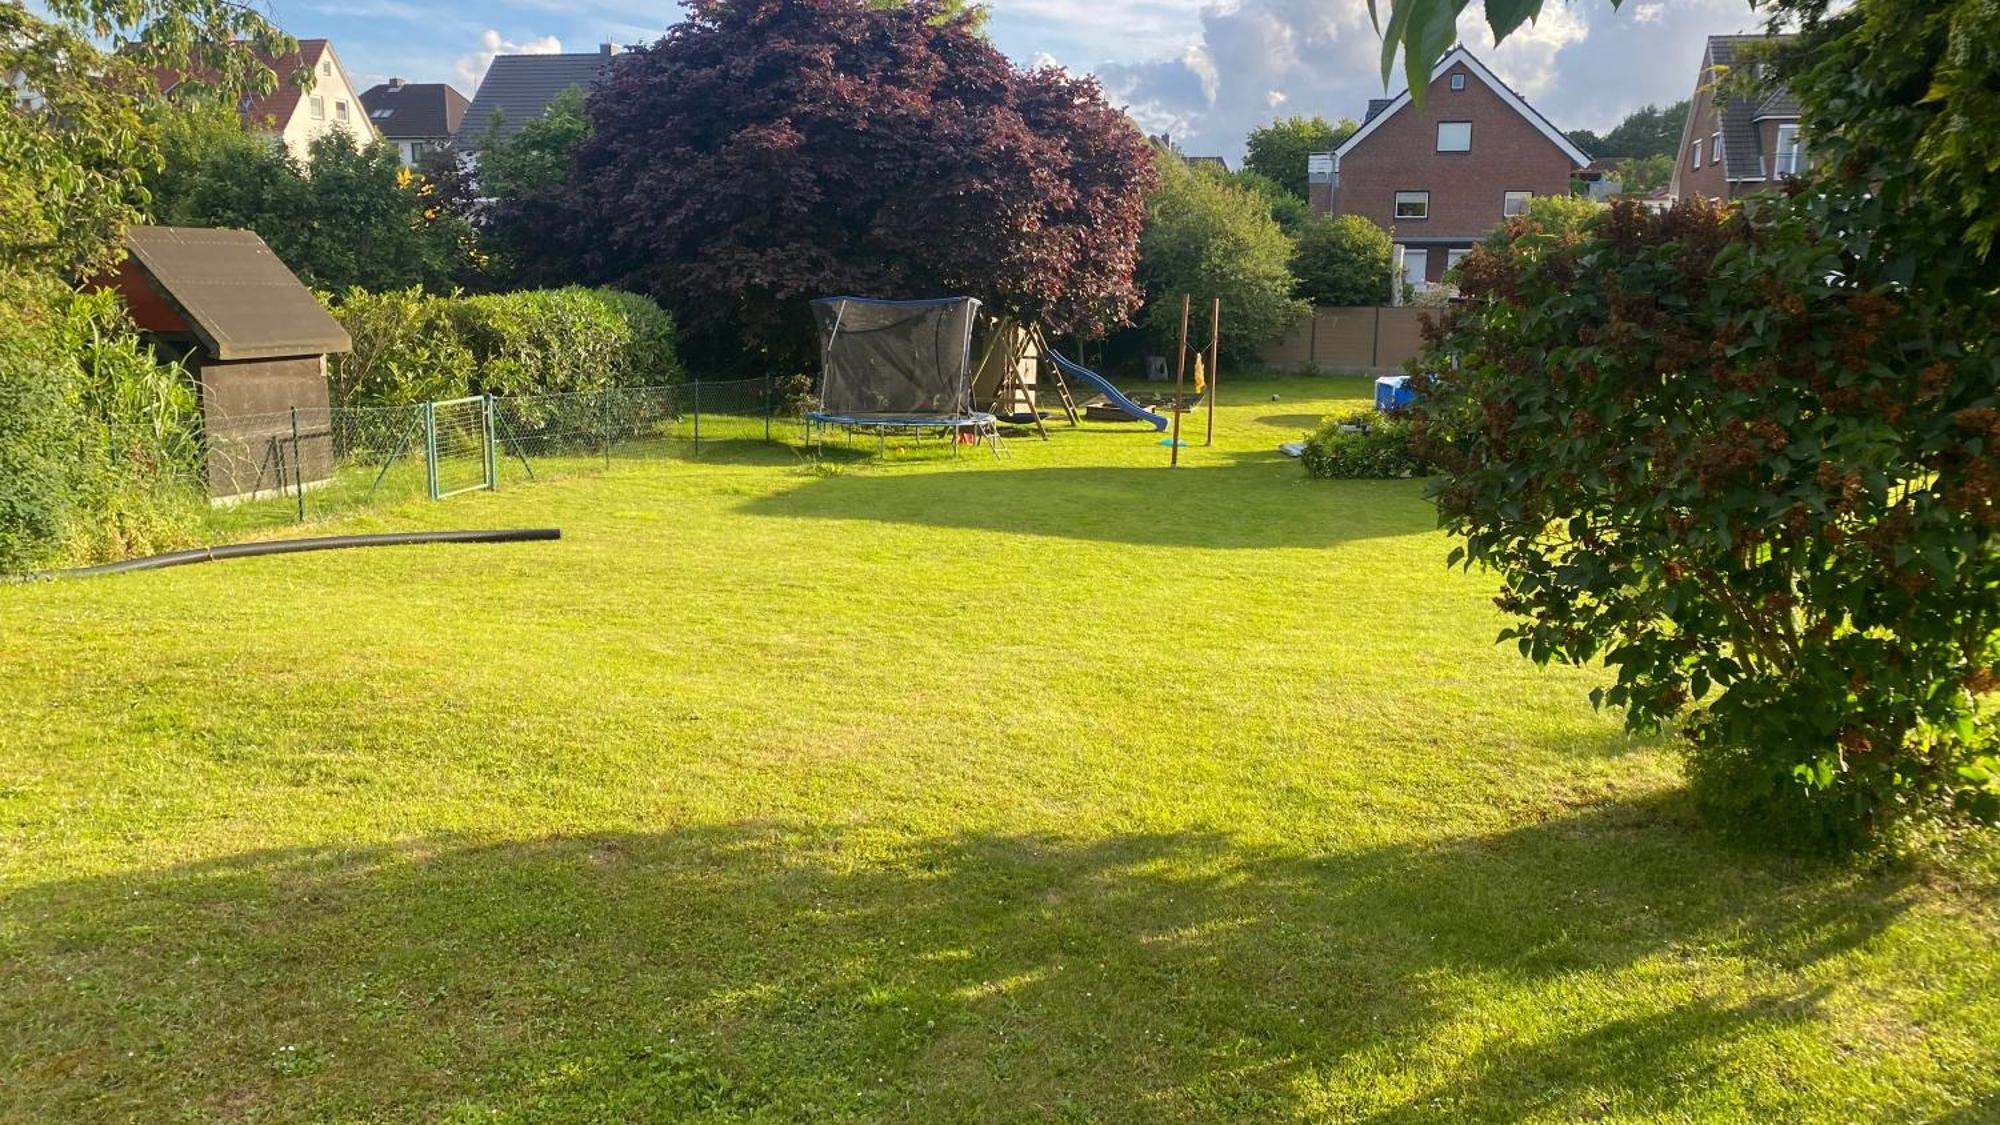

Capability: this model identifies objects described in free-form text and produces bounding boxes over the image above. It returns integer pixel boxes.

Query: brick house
[1309,46,1589,288]
[1669,34,1803,203]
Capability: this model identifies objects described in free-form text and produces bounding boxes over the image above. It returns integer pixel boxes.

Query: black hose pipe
[7,529,561,583]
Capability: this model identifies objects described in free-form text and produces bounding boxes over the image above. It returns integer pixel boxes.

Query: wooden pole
[1205,297,1220,447]
[1171,293,1190,468]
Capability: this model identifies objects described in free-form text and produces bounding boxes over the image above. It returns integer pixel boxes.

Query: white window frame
[335,100,348,122]
[1450,73,1466,91]
[1775,123,1804,176]
[309,95,326,120]
[1711,131,1722,166]
[1502,190,1532,217]
[1401,248,1430,292]
[1445,248,1470,274]
[1394,191,1430,220]
[320,60,332,76]
[1436,121,1472,152]
[1692,138,1702,169]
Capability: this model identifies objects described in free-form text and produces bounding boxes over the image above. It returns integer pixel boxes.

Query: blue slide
[1046,349,1169,431]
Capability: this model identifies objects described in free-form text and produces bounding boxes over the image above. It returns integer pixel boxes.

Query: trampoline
[807,296,1003,458]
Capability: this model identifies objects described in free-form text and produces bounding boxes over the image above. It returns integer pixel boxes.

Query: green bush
[1139,152,1306,366]
[325,287,473,406]
[1293,215,1392,307]
[327,286,681,406]
[0,287,199,572]
[1300,408,1427,479]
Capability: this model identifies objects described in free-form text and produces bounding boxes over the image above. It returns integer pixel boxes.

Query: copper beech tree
[549,0,1158,368]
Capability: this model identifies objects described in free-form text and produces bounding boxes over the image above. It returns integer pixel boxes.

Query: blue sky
[291,0,1770,159]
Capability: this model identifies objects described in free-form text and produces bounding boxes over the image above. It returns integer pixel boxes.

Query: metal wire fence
[123,378,794,541]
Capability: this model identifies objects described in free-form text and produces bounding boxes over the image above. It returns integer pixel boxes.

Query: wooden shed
[105,226,351,502]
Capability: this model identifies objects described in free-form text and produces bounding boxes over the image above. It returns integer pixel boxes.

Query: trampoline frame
[804,410,1006,459]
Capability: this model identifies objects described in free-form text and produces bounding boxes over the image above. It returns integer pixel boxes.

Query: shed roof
[121,226,350,360]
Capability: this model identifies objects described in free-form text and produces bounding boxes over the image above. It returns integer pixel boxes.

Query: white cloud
[1022,0,1760,158]
[454,29,563,92]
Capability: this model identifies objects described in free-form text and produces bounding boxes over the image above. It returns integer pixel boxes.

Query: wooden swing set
[978,295,1222,468]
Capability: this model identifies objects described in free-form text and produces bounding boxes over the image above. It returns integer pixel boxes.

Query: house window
[1711,131,1722,165]
[1692,138,1702,169]
[1436,121,1472,152]
[1445,248,1470,274]
[371,107,393,119]
[1775,123,1805,176]
[1503,190,1532,217]
[320,60,332,76]
[1394,191,1430,220]
[335,100,348,122]
[1450,73,1466,91]
[309,95,325,120]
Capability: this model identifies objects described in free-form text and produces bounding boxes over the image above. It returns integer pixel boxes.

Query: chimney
[600,43,621,56]
[387,77,404,89]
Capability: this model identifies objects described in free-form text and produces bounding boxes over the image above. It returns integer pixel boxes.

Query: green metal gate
[424,395,497,499]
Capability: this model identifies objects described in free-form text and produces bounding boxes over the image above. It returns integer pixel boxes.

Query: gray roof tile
[456,52,617,146]
[1706,34,1798,182]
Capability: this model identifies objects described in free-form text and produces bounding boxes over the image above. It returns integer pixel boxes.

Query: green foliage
[0,287,199,572]
[150,121,472,292]
[1242,115,1357,200]
[1293,215,1392,307]
[1415,190,2000,850]
[474,85,591,202]
[1224,169,1313,236]
[1139,152,1306,364]
[327,287,681,406]
[1568,102,1689,160]
[324,288,474,406]
[0,0,288,284]
[1301,408,1426,479]
[1611,153,1675,195]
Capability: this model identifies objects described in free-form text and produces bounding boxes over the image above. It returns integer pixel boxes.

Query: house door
[1401,248,1429,292]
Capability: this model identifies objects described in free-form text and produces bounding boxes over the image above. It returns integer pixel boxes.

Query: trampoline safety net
[811,297,982,418]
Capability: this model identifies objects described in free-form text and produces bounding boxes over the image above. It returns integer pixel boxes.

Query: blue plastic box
[1374,374,1415,413]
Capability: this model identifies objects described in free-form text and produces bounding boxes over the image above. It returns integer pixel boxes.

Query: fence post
[764,373,774,444]
[600,390,612,467]
[692,380,702,457]
[423,400,439,501]
[290,406,305,521]
[483,394,498,491]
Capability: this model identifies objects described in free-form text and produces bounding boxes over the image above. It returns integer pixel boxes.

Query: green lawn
[2,373,1995,1121]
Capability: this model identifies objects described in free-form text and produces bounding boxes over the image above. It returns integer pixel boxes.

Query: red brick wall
[1674,62,1731,202]
[1331,61,1579,249]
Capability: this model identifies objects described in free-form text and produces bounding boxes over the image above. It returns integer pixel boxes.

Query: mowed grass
[1,373,1995,1122]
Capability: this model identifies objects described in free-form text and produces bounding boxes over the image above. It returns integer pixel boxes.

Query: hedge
[1300,408,1429,480]
[327,286,682,406]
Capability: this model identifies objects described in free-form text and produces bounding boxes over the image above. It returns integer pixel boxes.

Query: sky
[291,0,1772,159]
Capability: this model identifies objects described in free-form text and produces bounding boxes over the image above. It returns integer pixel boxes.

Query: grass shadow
[1,796,1933,1120]
[739,460,1437,549]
